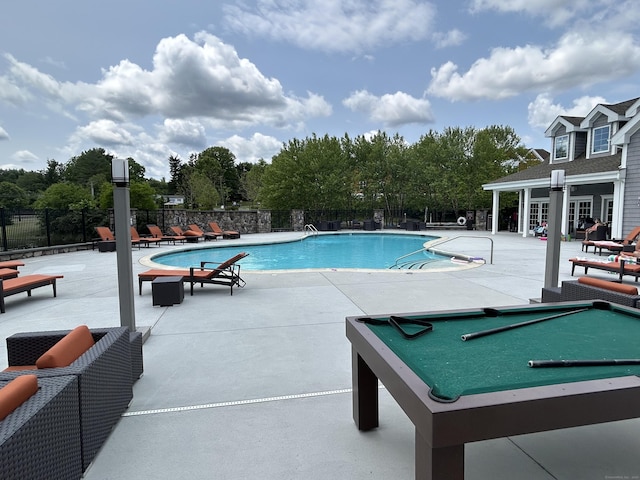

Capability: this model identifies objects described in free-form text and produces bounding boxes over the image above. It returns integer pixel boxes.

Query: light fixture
[111,158,129,186]
[550,169,565,191]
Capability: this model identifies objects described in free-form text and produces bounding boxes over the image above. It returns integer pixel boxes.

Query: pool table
[346,301,640,480]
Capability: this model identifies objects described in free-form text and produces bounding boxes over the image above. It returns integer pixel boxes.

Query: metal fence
[0,208,110,251]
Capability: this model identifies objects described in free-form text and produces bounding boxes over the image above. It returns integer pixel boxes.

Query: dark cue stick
[529,359,640,368]
[460,308,589,341]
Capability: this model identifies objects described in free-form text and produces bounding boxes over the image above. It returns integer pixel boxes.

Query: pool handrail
[304,224,319,235]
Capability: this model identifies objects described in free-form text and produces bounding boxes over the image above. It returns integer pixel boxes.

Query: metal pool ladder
[304,224,319,235]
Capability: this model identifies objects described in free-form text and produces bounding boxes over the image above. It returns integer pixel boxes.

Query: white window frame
[592,125,610,154]
[555,135,568,160]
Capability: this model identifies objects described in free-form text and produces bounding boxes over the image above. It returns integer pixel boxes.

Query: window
[592,125,610,153]
[555,135,568,160]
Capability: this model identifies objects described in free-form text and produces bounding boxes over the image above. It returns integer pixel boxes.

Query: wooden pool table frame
[346,301,640,480]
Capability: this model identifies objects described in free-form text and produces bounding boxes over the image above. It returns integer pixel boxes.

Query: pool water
[152,233,446,271]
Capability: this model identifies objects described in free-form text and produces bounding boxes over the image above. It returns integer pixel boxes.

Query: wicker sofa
[0,375,83,480]
[0,327,136,471]
[542,277,640,307]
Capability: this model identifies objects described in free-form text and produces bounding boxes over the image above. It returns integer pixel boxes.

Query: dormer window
[555,135,568,160]
[592,125,610,153]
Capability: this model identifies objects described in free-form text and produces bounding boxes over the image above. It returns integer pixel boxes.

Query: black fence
[0,208,110,251]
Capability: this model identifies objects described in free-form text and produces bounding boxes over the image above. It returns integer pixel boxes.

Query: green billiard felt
[365,304,640,401]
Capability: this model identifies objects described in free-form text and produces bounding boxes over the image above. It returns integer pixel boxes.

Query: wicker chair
[0,327,134,471]
[542,280,640,308]
[0,375,82,480]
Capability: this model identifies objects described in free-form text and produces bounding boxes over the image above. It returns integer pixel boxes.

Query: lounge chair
[169,226,203,242]
[138,252,248,295]
[208,221,240,239]
[188,224,220,241]
[569,256,640,283]
[0,268,19,280]
[584,226,640,254]
[95,226,141,249]
[0,274,64,313]
[147,224,185,244]
[0,260,24,270]
[130,227,162,247]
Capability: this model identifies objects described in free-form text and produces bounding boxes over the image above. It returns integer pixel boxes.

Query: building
[483,97,640,238]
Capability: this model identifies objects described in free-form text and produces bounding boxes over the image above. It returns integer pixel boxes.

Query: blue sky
[1,0,639,180]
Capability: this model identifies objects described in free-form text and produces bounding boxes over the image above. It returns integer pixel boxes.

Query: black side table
[152,276,184,306]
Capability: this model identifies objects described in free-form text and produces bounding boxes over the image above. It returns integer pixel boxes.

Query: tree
[33,183,93,210]
[244,160,267,206]
[98,181,158,210]
[64,148,113,187]
[0,182,28,210]
[42,159,64,187]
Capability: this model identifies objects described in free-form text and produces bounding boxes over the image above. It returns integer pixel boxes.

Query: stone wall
[149,209,272,234]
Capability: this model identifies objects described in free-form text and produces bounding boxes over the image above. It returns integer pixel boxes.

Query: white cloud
[343,90,435,127]
[433,29,467,49]
[219,133,282,163]
[11,150,39,163]
[4,34,331,131]
[427,31,640,101]
[0,126,9,140]
[70,120,137,147]
[527,93,607,128]
[223,0,437,53]
[469,0,605,26]
[159,119,207,148]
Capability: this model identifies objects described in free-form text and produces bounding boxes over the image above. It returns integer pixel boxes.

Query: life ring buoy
[457,216,466,226]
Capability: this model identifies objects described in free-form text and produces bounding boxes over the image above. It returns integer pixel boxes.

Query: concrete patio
[0,230,638,479]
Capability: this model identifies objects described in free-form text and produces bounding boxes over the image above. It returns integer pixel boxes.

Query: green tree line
[0,126,540,221]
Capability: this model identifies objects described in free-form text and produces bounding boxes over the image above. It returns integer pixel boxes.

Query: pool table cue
[460,307,589,341]
[529,359,640,368]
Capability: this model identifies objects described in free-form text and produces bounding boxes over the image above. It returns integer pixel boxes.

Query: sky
[1,0,640,180]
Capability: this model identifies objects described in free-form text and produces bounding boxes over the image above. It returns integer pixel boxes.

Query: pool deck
[1,230,639,479]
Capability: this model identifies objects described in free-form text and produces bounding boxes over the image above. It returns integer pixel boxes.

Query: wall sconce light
[111,158,130,187]
[550,170,565,191]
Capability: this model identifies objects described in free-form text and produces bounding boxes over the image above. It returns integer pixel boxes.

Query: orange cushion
[578,276,638,295]
[183,230,201,237]
[35,325,95,369]
[0,375,38,420]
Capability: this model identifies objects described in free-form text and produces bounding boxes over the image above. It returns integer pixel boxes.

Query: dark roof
[533,148,550,161]
[605,97,640,115]
[561,116,584,126]
[486,152,622,186]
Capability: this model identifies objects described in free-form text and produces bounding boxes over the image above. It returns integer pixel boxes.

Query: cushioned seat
[0,274,63,313]
[0,327,134,471]
[0,375,82,480]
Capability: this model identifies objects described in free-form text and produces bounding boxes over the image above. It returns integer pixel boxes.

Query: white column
[491,190,500,234]
[522,188,531,238]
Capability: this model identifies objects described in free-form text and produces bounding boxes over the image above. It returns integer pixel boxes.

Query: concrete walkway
[1,230,638,479]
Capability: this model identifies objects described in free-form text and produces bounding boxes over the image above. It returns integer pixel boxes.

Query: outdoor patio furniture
[542,277,640,307]
[95,226,141,250]
[0,326,135,471]
[147,224,186,244]
[0,268,19,280]
[0,375,82,480]
[569,257,640,282]
[208,221,240,239]
[0,261,24,270]
[189,224,220,240]
[0,274,64,313]
[130,227,162,247]
[170,225,203,242]
[138,252,248,296]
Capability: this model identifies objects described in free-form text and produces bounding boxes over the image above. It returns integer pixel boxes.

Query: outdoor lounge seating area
[0,325,143,476]
[138,252,248,296]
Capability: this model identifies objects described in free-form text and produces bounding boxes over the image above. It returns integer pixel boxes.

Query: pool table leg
[416,429,464,480]
[352,349,378,430]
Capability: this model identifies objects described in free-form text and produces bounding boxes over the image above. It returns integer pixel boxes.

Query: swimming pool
[150,233,454,271]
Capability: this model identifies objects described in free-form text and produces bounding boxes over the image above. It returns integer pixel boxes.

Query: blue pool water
[152,233,445,271]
